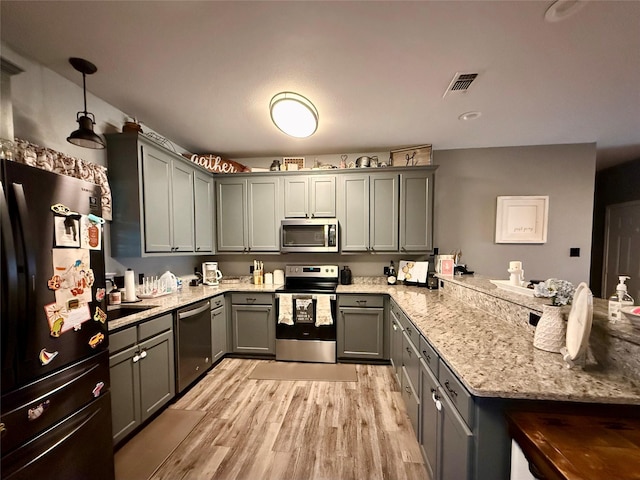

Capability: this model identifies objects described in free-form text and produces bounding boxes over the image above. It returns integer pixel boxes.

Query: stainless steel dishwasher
[176,300,212,393]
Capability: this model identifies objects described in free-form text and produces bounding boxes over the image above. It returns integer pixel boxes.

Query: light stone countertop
[108,280,640,405]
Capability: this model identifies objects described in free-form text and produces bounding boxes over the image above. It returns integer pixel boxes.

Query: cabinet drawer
[210,295,224,309]
[138,313,173,342]
[390,299,402,319]
[109,326,137,353]
[339,295,384,308]
[230,293,273,305]
[402,330,421,392]
[419,335,439,377]
[399,313,419,346]
[439,361,474,427]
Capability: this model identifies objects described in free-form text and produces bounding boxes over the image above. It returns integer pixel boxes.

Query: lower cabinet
[211,295,227,362]
[109,313,175,445]
[338,295,387,360]
[231,293,275,355]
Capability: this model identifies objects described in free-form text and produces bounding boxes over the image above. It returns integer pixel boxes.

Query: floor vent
[443,72,478,97]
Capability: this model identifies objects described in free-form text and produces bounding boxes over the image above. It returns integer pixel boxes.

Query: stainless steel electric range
[275,265,338,363]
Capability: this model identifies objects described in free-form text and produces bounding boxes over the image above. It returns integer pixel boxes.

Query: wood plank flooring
[150,358,429,480]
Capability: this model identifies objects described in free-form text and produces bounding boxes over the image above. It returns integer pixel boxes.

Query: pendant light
[67,57,105,149]
[270,92,318,138]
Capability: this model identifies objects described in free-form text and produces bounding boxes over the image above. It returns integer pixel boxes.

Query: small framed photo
[495,195,549,244]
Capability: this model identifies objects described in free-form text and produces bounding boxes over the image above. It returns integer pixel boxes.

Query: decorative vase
[533,304,566,353]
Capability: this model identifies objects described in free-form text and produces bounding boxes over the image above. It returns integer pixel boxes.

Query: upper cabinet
[338,172,399,252]
[106,133,214,257]
[400,170,435,252]
[284,174,336,218]
[216,176,282,252]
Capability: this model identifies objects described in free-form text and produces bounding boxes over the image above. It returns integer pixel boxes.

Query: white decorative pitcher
[533,305,566,353]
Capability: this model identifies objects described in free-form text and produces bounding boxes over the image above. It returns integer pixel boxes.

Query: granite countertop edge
[107,281,640,405]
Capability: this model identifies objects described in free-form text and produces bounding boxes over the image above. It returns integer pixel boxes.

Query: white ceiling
[1,1,639,170]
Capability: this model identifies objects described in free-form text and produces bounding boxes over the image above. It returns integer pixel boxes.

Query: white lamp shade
[270,92,318,138]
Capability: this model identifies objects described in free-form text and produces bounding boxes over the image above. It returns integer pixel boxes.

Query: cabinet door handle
[174,247,179,251]
[444,380,458,398]
[392,323,398,331]
[406,326,412,336]
[196,247,200,251]
[139,350,147,359]
[405,346,411,357]
[132,354,140,363]
[405,386,411,394]
[423,350,431,362]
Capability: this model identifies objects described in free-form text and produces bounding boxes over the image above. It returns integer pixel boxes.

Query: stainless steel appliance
[1,160,114,479]
[275,265,338,363]
[280,218,338,253]
[175,300,212,393]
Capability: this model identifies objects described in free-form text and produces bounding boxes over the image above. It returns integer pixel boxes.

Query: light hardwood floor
[151,358,429,480]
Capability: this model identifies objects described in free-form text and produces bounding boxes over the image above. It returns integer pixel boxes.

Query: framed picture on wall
[495,195,549,243]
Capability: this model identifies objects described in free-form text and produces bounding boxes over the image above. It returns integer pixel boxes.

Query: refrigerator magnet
[92,381,105,398]
[80,215,102,250]
[38,348,59,366]
[95,287,106,301]
[93,306,107,324]
[88,332,104,348]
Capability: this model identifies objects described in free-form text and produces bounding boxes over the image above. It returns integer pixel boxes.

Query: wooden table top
[507,409,640,480]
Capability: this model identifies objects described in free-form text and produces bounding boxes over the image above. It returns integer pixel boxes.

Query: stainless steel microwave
[281,218,339,253]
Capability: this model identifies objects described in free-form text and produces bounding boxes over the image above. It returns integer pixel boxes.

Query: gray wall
[433,144,596,286]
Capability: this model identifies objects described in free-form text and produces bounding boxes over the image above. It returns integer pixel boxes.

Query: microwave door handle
[1,181,19,368]
[324,224,329,248]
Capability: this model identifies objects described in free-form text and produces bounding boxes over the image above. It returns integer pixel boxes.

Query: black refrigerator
[1,159,114,480]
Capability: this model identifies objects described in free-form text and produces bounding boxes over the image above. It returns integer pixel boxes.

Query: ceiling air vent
[443,72,478,97]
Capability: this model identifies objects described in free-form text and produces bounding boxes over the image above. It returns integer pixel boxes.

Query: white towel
[278,294,294,325]
[315,295,333,326]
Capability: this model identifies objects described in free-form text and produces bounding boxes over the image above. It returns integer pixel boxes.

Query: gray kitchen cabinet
[106,132,213,256]
[210,295,227,362]
[337,295,387,360]
[109,313,175,445]
[338,172,399,252]
[284,174,336,218]
[230,293,275,355]
[194,170,215,253]
[216,176,281,252]
[400,169,436,252]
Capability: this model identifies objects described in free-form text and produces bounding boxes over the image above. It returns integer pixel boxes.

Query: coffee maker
[202,262,223,286]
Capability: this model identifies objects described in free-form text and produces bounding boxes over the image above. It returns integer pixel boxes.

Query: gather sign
[182,153,250,174]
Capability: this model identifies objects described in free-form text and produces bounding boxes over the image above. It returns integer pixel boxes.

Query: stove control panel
[285,265,338,279]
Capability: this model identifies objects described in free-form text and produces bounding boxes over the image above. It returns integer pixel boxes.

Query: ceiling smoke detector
[443,72,478,98]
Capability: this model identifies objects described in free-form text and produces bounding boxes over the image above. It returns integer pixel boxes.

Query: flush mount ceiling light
[67,57,105,149]
[544,0,586,23]
[269,92,318,138]
[458,111,482,121]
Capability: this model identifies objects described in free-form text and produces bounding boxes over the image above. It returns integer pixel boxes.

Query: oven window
[283,224,326,247]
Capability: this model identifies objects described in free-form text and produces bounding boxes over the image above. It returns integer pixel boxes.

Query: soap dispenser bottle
[608,275,634,322]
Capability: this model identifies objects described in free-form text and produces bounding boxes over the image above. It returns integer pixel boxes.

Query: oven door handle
[275,293,336,301]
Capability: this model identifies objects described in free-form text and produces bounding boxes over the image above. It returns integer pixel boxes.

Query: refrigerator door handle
[1,181,19,367]
[12,182,38,323]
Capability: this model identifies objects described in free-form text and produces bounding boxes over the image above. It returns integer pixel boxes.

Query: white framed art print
[495,196,549,244]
